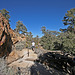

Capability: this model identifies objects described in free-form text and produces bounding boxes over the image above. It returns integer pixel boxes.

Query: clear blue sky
[0,0,75,37]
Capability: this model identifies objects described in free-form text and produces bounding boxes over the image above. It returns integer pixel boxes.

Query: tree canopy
[60,8,75,33]
[15,20,27,34]
[40,26,59,50]
[0,9,10,21]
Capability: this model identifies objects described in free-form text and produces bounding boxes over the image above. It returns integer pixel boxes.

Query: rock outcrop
[0,13,12,57]
[0,13,26,57]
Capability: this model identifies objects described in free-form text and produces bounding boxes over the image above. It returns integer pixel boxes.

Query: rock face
[0,13,12,57]
[0,13,26,57]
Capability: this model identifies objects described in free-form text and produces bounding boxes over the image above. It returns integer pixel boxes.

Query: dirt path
[7,49,68,75]
[8,49,38,68]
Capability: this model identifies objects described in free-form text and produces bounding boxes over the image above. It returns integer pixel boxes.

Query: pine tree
[60,8,75,33]
[15,20,27,34]
[0,9,10,21]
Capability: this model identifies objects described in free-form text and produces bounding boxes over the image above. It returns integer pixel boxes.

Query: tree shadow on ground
[35,52,75,75]
[30,62,66,75]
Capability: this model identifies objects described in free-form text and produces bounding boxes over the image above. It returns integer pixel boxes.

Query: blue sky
[0,0,75,37]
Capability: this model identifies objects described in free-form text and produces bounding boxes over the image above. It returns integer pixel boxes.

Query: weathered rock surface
[0,13,12,57]
[7,49,37,66]
[0,13,26,57]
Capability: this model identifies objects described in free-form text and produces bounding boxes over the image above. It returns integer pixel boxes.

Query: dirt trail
[8,49,38,68]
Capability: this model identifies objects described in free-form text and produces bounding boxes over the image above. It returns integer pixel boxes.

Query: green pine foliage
[0,9,10,21]
[26,32,33,48]
[40,8,75,55]
[33,35,39,46]
[61,8,75,33]
[15,20,27,34]
[57,32,75,54]
[40,26,59,50]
